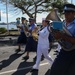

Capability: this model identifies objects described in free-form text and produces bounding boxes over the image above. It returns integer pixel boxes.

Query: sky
[0,0,75,23]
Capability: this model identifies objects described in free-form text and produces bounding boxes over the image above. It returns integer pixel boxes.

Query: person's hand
[52,30,62,40]
[34,27,38,30]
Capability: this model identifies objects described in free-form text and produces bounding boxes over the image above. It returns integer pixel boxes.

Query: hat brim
[29,18,35,21]
[62,10,75,14]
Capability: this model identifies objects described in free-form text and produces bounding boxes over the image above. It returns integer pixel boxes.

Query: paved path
[0,46,57,75]
[0,36,57,75]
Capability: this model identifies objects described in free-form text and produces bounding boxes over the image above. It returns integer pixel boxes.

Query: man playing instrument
[23,18,38,60]
[50,4,75,75]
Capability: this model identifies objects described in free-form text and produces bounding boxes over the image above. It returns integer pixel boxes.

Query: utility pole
[71,0,73,3]
[6,0,9,34]
[0,10,1,21]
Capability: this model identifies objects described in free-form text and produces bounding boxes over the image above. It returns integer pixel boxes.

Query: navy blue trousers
[25,36,37,52]
[50,49,75,75]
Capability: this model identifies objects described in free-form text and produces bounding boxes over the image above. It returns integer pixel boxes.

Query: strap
[47,24,51,32]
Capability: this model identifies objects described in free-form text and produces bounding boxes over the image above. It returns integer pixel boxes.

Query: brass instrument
[49,25,75,51]
[46,8,75,51]
[46,8,61,21]
[23,24,39,41]
[32,27,38,41]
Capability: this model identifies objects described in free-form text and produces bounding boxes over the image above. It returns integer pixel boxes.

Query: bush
[11,28,14,30]
[0,27,7,34]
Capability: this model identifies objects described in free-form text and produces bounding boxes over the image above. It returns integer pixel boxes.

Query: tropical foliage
[0,0,68,21]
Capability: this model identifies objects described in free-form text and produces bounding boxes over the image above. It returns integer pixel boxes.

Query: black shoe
[30,69,38,72]
[0,62,2,70]
[53,52,59,55]
[15,49,21,53]
[22,56,29,60]
[54,50,59,53]
[0,62,2,65]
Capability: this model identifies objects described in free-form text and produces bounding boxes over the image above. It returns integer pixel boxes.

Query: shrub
[11,28,14,30]
[0,27,7,34]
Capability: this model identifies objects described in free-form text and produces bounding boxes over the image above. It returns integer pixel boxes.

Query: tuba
[46,8,61,21]
[46,8,75,51]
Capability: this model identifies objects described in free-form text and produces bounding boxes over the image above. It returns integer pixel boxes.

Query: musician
[15,17,27,53]
[23,18,37,60]
[50,4,75,75]
[30,18,53,72]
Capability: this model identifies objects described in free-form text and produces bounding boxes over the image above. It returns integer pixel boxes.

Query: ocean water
[0,23,42,30]
[0,24,17,30]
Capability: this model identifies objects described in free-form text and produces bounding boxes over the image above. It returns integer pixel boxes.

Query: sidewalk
[0,36,58,75]
[0,45,57,75]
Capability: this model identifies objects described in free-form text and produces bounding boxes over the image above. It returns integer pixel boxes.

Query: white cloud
[0,10,14,23]
[1,10,12,18]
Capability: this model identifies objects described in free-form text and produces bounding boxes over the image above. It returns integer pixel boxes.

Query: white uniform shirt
[38,26,50,48]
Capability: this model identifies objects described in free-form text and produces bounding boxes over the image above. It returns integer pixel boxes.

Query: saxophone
[32,27,39,41]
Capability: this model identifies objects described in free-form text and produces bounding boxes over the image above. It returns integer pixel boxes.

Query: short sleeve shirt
[64,19,75,37]
[29,23,37,31]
